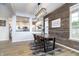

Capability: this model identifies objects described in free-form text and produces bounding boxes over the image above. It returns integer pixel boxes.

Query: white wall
[12,32,33,42]
[0,4,12,41]
[0,17,9,41]
[12,13,36,42]
[0,4,42,42]
[12,13,42,42]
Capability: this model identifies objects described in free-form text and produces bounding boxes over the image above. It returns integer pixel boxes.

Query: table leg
[53,38,55,50]
[43,39,46,52]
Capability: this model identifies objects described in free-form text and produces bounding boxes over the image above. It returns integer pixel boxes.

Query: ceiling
[0,3,64,17]
[11,3,37,15]
[0,3,13,17]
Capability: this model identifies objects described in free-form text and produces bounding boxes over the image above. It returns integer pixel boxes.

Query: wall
[0,4,12,41]
[12,14,33,42]
[44,3,79,50]
[0,17,9,41]
[12,13,41,42]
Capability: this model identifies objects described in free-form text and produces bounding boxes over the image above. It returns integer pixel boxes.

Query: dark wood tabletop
[35,34,56,52]
[36,34,55,40]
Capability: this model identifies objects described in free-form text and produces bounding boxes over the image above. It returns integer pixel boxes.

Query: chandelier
[35,3,47,19]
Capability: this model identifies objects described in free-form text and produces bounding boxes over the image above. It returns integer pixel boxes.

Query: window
[70,4,79,41]
[45,18,49,34]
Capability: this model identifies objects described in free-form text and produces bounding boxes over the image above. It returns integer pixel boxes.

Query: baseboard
[56,42,79,53]
[0,40,9,42]
[12,39,33,43]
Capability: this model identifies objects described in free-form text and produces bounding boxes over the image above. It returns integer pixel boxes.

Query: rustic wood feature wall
[44,3,79,50]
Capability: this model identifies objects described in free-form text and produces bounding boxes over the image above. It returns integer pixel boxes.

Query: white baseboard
[12,39,33,43]
[0,39,9,41]
[56,42,79,53]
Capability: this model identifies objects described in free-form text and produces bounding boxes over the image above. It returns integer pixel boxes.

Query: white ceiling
[0,3,64,17]
[0,3,13,17]
[10,3,64,17]
[11,3,37,15]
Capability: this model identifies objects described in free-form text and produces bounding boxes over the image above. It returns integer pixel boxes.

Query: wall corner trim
[56,42,79,53]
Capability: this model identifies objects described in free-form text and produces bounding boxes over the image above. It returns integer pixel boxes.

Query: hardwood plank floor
[0,40,79,56]
[0,41,33,56]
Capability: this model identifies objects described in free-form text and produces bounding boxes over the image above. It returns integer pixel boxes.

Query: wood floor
[0,41,33,56]
[0,40,79,56]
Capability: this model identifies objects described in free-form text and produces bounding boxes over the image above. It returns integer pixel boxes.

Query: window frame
[69,4,79,42]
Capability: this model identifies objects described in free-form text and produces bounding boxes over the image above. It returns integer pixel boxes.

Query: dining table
[36,34,56,52]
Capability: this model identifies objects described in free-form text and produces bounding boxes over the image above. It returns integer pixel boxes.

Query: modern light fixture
[35,3,47,19]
